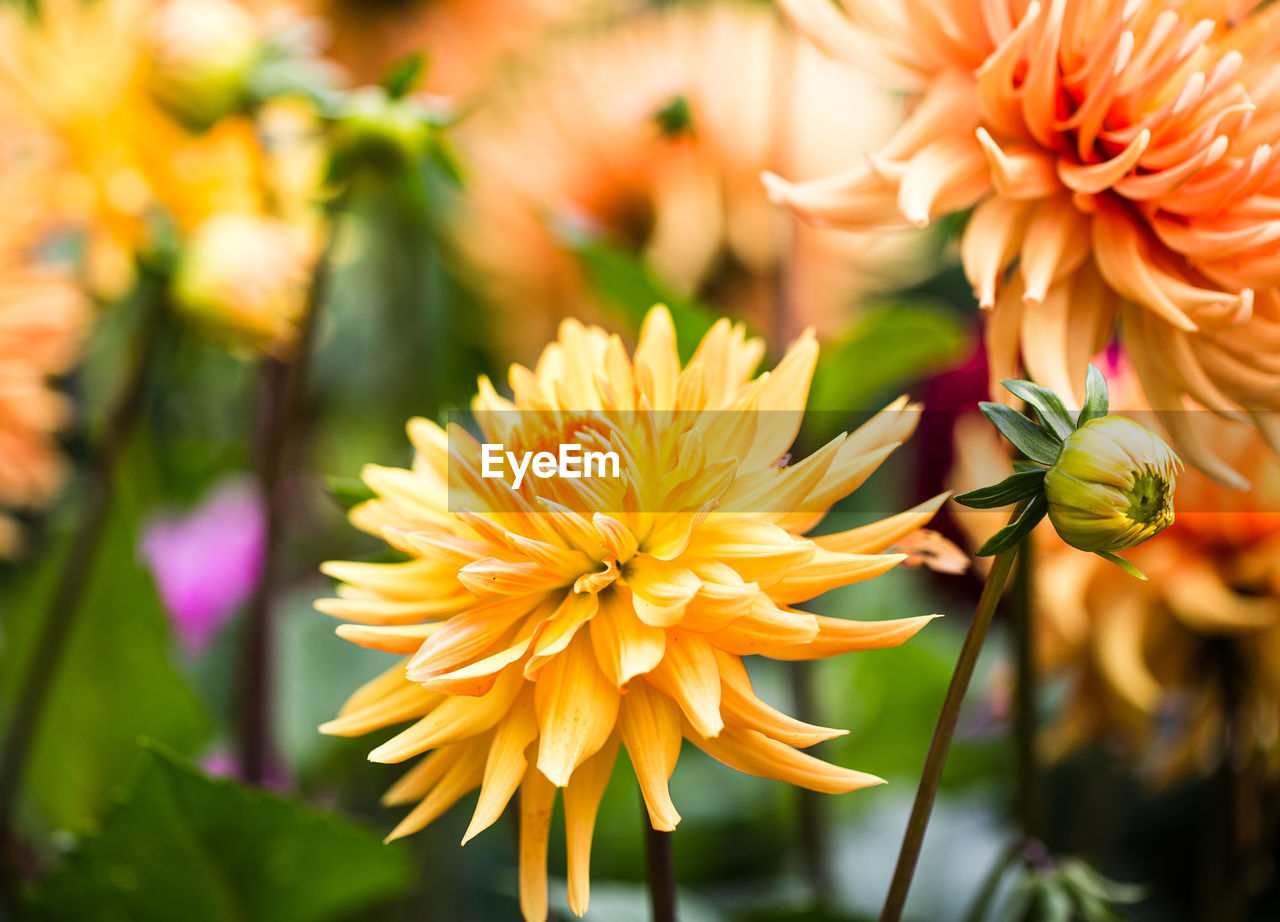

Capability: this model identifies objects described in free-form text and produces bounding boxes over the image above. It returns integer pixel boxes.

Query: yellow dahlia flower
[319,307,941,921]
[768,0,1280,486]
[452,1,921,364]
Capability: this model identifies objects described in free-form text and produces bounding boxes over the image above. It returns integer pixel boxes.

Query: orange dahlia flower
[769,0,1280,486]
[319,307,941,920]
[452,2,921,365]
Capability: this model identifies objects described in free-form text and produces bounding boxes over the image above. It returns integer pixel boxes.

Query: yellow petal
[646,631,723,738]
[623,555,701,627]
[335,622,443,654]
[535,632,621,787]
[524,591,599,680]
[385,740,488,841]
[768,614,940,661]
[814,493,949,555]
[590,589,667,686]
[464,692,538,843]
[716,650,845,747]
[766,550,907,603]
[691,725,884,794]
[619,681,683,831]
[369,667,525,763]
[519,758,557,922]
[563,737,620,916]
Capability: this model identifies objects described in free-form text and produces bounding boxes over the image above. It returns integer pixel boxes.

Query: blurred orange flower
[319,307,940,921]
[248,0,617,96]
[769,0,1280,486]
[451,2,922,365]
[0,138,90,555]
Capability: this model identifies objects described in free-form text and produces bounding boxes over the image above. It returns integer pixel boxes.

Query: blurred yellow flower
[452,2,922,365]
[172,213,315,356]
[319,306,940,921]
[768,0,1280,486]
[0,0,322,311]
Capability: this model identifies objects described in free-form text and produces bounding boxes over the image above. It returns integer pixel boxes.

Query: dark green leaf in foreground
[976,493,1048,556]
[31,741,414,922]
[955,469,1047,509]
[979,402,1062,465]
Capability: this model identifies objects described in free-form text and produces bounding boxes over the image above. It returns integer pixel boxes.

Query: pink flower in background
[139,476,265,656]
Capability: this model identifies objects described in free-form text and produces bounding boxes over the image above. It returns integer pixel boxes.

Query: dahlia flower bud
[955,365,1181,578]
[331,86,439,168]
[1044,416,1180,554]
[147,0,261,129]
[171,214,312,356]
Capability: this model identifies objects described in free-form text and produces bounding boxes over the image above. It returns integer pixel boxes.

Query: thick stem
[0,291,166,880]
[235,209,339,784]
[642,799,678,922]
[1011,544,1039,840]
[879,544,1020,922]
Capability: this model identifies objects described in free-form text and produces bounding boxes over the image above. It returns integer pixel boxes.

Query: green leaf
[1059,858,1146,906]
[1077,364,1110,426]
[381,52,427,99]
[976,494,1048,556]
[1038,880,1075,922]
[30,741,414,922]
[980,402,1062,465]
[955,470,1047,509]
[0,456,210,831]
[1012,459,1047,473]
[1001,378,1077,441]
[1096,550,1148,581]
[566,235,719,363]
[806,301,968,436]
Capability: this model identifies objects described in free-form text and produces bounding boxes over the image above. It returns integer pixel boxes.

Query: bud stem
[642,798,678,922]
[879,532,1021,922]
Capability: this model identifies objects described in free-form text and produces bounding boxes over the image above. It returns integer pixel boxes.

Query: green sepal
[955,469,1047,509]
[1077,363,1110,426]
[381,52,427,99]
[1096,549,1148,580]
[976,493,1048,556]
[1012,459,1047,473]
[1001,378,1077,440]
[980,402,1062,465]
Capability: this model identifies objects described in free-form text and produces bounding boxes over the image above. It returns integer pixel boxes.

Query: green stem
[236,201,342,784]
[0,288,166,887]
[879,542,1020,922]
[1012,543,1039,840]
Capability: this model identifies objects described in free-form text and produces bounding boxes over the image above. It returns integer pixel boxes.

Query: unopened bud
[148,0,261,129]
[1044,415,1181,553]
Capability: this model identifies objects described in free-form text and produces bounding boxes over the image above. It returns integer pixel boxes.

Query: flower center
[1122,471,1170,527]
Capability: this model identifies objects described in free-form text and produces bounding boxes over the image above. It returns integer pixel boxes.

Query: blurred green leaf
[0,455,210,831]
[566,236,719,362]
[30,740,413,922]
[806,302,968,438]
[323,475,376,513]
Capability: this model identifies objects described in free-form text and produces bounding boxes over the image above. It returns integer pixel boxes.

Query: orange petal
[691,725,885,794]
[767,614,940,661]
[590,589,667,686]
[646,631,723,738]
[464,692,538,843]
[519,757,557,922]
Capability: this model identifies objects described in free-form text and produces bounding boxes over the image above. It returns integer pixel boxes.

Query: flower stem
[0,286,166,882]
[235,209,340,785]
[879,542,1020,922]
[642,800,678,922]
[1011,543,1039,840]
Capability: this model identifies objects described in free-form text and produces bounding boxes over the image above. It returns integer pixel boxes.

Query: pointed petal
[535,632,621,787]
